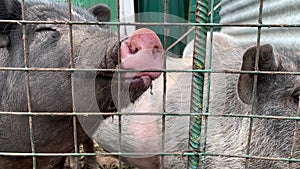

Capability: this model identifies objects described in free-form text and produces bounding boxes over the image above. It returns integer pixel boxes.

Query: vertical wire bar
[21,0,37,168]
[245,0,264,168]
[67,0,79,168]
[188,0,209,169]
[289,97,300,168]
[201,0,215,168]
[162,0,168,168]
[21,0,35,167]
[116,0,122,167]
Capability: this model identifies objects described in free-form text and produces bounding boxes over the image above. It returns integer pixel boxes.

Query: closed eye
[34,27,60,39]
[35,27,57,32]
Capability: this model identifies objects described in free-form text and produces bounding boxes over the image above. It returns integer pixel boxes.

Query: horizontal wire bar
[1,151,299,163]
[0,67,299,75]
[1,111,300,120]
[1,20,300,28]
[186,152,300,163]
[1,2,298,167]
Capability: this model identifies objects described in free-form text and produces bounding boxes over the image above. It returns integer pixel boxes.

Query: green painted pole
[188,0,209,169]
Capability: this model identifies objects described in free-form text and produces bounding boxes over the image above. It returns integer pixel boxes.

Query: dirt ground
[96,156,137,169]
[64,143,137,169]
[64,155,136,169]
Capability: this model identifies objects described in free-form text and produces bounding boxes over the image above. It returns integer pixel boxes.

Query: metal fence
[0,0,299,169]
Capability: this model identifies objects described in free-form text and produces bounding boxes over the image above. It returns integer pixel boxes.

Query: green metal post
[188,0,209,169]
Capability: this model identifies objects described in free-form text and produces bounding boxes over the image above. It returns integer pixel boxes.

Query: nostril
[152,46,162,56]
[130,47,139,54]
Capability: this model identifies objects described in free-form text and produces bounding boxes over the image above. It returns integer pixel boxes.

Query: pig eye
[35,27,57,32]
[35,27,60,39]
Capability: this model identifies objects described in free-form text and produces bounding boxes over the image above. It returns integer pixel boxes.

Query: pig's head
[93,28,164,113]
[238,44,299,115]
[119,28,163,99]
[237,44,300,167]
[0,0,164,114]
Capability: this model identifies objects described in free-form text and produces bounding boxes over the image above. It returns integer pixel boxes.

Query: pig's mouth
[131,75,153,88]
[123,70,161,88]
[131,76,151,88]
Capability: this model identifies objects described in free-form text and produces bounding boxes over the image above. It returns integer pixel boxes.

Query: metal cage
[0,0,299,169]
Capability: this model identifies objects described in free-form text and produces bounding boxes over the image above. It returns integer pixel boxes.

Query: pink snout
[120,28,164,84]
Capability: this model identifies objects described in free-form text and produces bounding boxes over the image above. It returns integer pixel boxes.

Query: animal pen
[0,0,300,169]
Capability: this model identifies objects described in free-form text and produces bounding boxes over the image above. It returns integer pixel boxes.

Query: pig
[94,32,300,169]
[0,0,163,169]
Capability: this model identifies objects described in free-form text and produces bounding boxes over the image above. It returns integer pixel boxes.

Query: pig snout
[120,28,164,86]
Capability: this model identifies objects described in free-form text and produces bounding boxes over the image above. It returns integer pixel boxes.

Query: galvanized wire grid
[20,0,36,168]
[0,0,299,169]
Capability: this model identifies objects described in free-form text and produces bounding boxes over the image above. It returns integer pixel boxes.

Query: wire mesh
[20,0,37,168]
[0,0,299,169]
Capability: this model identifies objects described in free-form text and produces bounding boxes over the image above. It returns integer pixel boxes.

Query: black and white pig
[0,0,163,169]
[95,32,300,169]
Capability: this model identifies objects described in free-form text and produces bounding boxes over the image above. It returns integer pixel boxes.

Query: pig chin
[131,75,152,89]
[126,71,161,90]
[126,75,153,103]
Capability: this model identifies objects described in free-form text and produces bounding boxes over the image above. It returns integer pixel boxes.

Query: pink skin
[128,119,161,169]
[120,28,164,88]
[69,29,163,169]
[118,28,163,168]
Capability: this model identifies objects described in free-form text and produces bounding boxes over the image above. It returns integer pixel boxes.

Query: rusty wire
[0,0,300,169]
[2,19,300,27]
[20,0,37,168]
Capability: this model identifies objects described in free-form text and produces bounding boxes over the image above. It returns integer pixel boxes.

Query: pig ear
[238,44,278,104]
[87,4,111,22]
[0,0,21,47]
